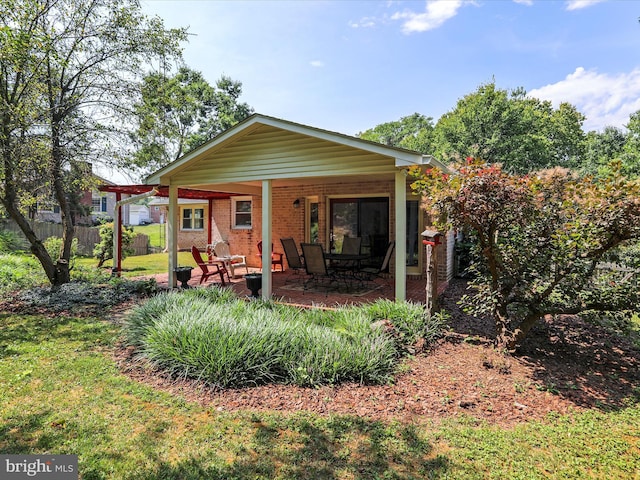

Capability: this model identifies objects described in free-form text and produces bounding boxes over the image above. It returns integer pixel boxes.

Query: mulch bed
[114,279,640,427]
[4,279,637,427]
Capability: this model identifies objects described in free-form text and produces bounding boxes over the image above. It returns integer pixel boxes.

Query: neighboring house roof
[94,173,116,186]
[144,113,446,191]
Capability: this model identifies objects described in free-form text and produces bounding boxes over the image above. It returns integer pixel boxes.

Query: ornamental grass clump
[360,299,449,352]
[123,287,237,348]
[125,288,398,387]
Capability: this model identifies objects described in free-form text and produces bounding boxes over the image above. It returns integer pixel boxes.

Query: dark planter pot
[174,266,193,288]
[244,273,262,298]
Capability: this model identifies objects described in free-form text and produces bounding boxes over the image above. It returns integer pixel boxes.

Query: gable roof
[145,113,445,188]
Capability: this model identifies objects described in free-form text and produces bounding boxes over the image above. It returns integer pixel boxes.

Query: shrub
[94,222,135,268]
[43,236,79,264]
[124,289,400,388]
[0,229,23,253]
[0,253,46,294]
[411,158,640,350]
[124,290,451,388]
[359,299,449,352]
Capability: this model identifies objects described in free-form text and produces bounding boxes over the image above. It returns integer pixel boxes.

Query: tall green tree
[130,68,253,176]
[434,82,586,173]
[357,113,435,153]
[621,110,640,178]
[0,0,186,286]
[580,126,627,176]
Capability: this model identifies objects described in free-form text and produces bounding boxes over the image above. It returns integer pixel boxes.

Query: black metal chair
[300,243,341,295]
[357,241,395,287]
[333,236,362,272]
[341,236,362,255]
[280,237,306,283]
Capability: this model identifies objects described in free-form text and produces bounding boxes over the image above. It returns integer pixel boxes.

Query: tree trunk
[494,307,515,351]
[2,197,59,284]
[494,308,542,351]
[49,110,73,286]
[0,140,59,284]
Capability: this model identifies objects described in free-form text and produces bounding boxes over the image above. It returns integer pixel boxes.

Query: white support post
[261,179,273,298]
[168,185,179,288]
[394,169,407,301]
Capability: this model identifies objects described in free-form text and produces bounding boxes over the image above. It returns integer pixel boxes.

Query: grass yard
[131,223,165,249]
[1,308,639,479]
[74,251,195,278]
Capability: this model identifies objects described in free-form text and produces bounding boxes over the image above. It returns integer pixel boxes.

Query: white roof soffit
[144,114,443,184]
[396,154,450,173]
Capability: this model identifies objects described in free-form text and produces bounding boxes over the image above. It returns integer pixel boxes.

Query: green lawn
[131,223,165,249]
[75,251,196,278]
[1,312,638,479]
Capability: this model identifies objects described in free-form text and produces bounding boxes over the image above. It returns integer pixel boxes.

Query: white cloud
[310,60,325,68]
[349,17,376,28]
[565,0,606,11]
[391,0,464,34]
[529,67,640,131]
[513,0,533,6]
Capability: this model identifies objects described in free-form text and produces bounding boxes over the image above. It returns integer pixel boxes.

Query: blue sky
[138,0,639,137]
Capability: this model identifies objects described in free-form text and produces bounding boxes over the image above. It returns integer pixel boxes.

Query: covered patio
[148,267,437,307]
[141,113,450,302]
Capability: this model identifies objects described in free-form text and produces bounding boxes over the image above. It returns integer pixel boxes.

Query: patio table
[324,253,369,290]
[325,253,368,266]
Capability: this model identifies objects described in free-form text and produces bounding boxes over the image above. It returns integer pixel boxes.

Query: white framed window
[232,196,252,229]
[182,207,204,230]
[91,196,108,213]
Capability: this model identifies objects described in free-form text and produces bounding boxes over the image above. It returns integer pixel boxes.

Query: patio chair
[280,237,306,281]
[341,236,362,255]
[256,241,285,272]
[211,241,248,279]
[191,246,226,286]
[357,241,395,286]
[366,234,389,269]
[333,236,362,271]
[300,242,342,295]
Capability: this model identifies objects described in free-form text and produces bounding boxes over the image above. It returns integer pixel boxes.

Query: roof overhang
[144,113,448,186]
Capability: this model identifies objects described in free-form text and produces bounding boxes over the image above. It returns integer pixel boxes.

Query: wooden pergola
[98,184,233,274]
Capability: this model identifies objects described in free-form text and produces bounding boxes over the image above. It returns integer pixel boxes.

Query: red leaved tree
[411,158,640,350]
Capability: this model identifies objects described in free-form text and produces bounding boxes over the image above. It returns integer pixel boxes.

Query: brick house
[36,173,118,226]
[143,114,453,300]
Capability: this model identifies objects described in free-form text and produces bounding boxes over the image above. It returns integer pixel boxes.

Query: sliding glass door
[329,198,389,263]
